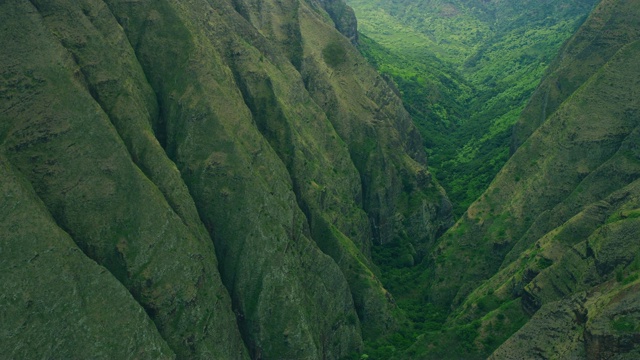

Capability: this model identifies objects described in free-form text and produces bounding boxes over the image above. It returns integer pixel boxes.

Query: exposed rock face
[491,281,640,360]
[0,0,450,358]
[583,281,640,360]
[311,0,359,44]
[488,294,589,359]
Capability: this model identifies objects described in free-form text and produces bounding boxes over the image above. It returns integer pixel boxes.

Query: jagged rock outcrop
[0,0,450,358]
[491,278,640,360]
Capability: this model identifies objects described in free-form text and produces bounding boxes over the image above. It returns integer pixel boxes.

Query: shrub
[323,40,347,68]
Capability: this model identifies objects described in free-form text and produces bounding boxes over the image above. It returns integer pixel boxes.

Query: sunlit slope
[347,0,598,214]
[407,1,640,357]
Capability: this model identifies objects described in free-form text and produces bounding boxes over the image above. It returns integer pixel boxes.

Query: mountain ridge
[2,0,640,358]
[347,0,598,215]
[0,0,451,358]
[400,0,640,357]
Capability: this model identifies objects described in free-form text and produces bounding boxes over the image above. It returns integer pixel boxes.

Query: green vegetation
[1,0,453,358]
[344,0,598,355]
[5,0,640,358]
[323,39,348,67]
[612,316,638,333]
[349,0,597,215]
[347,0,640,358]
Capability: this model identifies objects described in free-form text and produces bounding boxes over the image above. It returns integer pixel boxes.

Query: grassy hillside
[4,0,640,358]
[0,0,452,358]
[348,0,598,215]
[354,0,640,358]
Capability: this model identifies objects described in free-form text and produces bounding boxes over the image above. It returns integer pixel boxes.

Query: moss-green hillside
[4,0,640,358]
[385,0,640,358]
[347,0,598,215]
[0,0,451,358]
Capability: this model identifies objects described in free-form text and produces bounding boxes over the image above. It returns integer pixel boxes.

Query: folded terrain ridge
[5,0,640,358]
[0,0,451,358]
[406,0,640,358]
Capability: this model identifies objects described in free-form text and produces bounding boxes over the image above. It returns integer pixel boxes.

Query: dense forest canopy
[348,0,599,215]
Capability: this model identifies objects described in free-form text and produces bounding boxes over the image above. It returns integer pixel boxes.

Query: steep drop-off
[402,0,640,358]
[0,0,451,358]
[5,0,640,358]
[347,0,598,214]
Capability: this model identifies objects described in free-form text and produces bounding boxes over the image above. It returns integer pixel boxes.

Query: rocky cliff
[0,0,451,358]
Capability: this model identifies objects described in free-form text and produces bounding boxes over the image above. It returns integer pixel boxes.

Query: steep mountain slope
[0,0,451,358]
[399,0,640,358]
[1,156,175,359]
[5,0,640,358]
[347,0,598,214]
[513,0,640,148]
